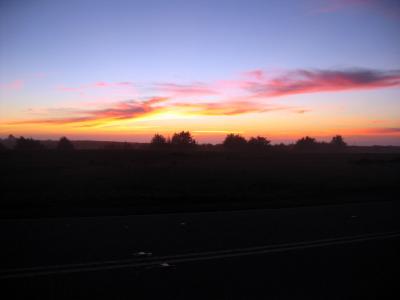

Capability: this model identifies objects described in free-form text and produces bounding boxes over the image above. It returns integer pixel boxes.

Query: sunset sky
[1,0,399,145]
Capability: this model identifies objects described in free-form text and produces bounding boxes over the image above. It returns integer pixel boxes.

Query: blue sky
[2,0,399,79]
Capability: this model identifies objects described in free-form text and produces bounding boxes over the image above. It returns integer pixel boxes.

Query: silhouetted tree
[0,142,6,151]
[295,136,318,151]
[171,131,196,148]
[273,143,290,153]
[14,137,44,151]
[57,137,74,151]
[222,134,247,150]
[2,134,16,149]
[248,136,271,150]
[330,135,347,148]
[150,133,168,148]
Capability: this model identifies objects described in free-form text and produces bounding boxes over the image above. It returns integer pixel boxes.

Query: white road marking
[1,231,399,279]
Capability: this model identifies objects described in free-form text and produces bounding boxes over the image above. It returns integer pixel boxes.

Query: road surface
[1,201,399,299]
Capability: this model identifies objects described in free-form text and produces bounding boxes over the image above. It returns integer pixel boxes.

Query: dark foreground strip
[1,231,399,279]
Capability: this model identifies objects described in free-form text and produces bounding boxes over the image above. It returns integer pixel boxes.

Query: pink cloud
[9,95,308,127]
[313,0,371,14]
[58,81,135,92]
[370,119,386,124]
[94,81,109,87]
[10,97,169,126]
[365,127,400,134]
[56,68,400,102]
[350,127,400,136]
[58,85,83,92]
[0,80,24,90]
[248,69,400,98]
[172,101,266,116]
[156,83,218,97]
[312,0,400,19]
[177,101,303,116]
[243,70,264,81]
[117,81,134,86]
[31,72,47,79]
[293,109,311,114]
[183,68,400,99]
[214,79,257,91]
[9,67,399,128]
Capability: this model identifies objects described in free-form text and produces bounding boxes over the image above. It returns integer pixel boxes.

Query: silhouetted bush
[223,134,247,150]
[0,142,6,152]
[171,131,196,148]
[3,134,17,149]
[295,136,318,151]
[150,134,168,148]
[248,136,271,151]
[14,137,44,151]
[330,135,347,149]
[57,137,74,151]
[272,143,291,152]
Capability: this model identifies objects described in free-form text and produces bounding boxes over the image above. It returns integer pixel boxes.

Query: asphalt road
[1,201,399,299]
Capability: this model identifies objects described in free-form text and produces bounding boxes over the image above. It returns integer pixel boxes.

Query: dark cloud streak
[250,69,400,97]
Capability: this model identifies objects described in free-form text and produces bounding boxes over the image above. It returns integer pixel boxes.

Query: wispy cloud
[365,127,400,134]
[8,97,307,127]
[243,70,264,81]
[58,81,135,92]
[0,79,24,90]
[171,101,283,116]
[312,0,400,19]
[55,68,400,100]
[248,69,400,98]
[173,68,400,99]
[313,0,371,14]
[6,67,399,128]
[155,82,218,97]
[10,97,168,126]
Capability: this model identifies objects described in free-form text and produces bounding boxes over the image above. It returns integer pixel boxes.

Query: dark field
[2,150,400,299]
[2,201,400,299]
[1,150,399,218]
[4,237,399,300]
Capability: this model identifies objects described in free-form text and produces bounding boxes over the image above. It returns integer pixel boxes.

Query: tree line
[0,135,74,151]
[0,132,347,152]
[149,131,347,151]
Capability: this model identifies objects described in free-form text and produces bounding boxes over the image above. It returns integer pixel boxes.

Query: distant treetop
[330,135,347,148]
[150,133,168,147]
[14,137,44,151]
[2,134,17,149]
[171,131,196,148]
[222,134,247,149]
[295,136,318,151]
[57,137,74,151]
[248,136,271,150]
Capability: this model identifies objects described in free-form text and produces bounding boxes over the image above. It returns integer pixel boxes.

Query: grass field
[1,150,399,218]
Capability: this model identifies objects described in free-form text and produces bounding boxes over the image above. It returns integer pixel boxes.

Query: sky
[0,0,399,145]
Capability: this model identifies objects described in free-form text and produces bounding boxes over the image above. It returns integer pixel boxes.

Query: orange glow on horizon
[1,68,399,145]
